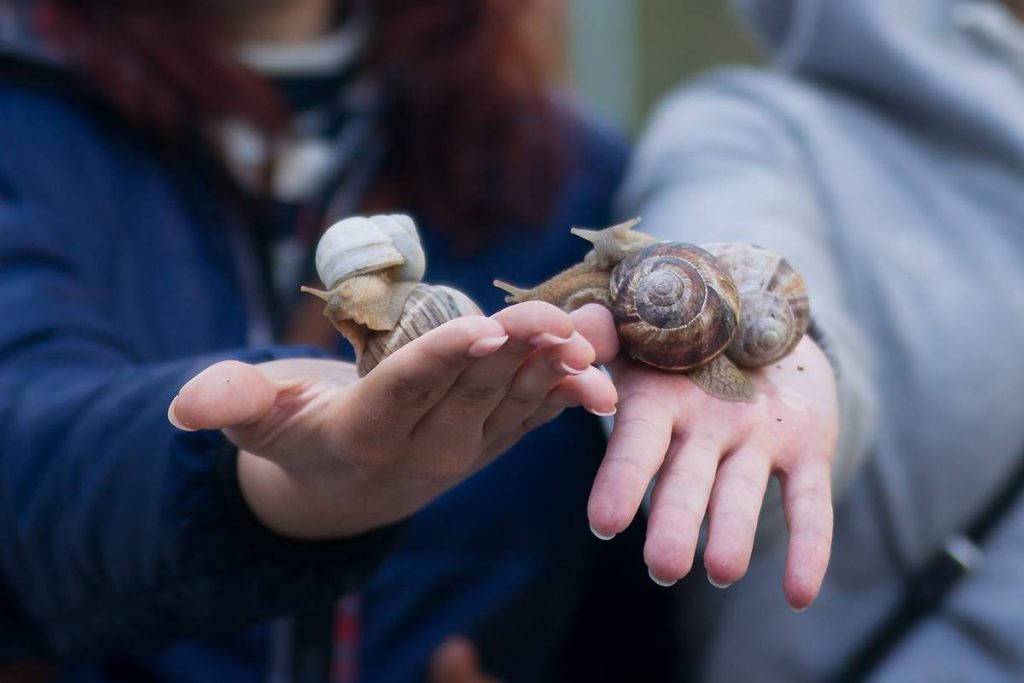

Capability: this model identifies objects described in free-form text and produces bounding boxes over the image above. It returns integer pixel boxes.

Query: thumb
[570,303,620,365]
[168,360,277,432]
[430,636,497,683]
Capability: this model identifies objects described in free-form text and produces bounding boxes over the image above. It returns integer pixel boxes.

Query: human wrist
[235,449,436,540]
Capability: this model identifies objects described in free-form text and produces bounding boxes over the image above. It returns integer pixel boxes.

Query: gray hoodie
[618,0,1024,680]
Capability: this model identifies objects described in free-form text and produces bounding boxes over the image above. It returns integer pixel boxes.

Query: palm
[588,336,838,609]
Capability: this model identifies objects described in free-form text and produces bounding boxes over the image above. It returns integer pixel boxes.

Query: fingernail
[707,573,733,589]
[167,397,196,432]
[468,335,509,357]
[586,405,617,417]
[648,568,677,588]
[790,605,809,613]
[529,332,572,348]
[589,523,615,541]
[557,361,588,376]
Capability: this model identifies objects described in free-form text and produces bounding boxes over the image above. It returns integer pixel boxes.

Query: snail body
[493,219,657,311]
[493,219,810,403]
[495,261,615,312]
[303,214,480,376]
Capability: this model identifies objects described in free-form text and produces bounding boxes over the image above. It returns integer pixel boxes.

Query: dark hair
[35,0,565,243]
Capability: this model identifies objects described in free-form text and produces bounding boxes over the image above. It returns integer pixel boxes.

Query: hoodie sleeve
[0,99,397,659]
[617,73,878,536]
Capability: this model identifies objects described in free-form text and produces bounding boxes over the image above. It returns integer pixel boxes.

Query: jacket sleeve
[617,71,878,536]
[0,107,396,659]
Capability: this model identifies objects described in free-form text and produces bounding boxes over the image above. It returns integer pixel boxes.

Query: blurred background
[565,0,757,133]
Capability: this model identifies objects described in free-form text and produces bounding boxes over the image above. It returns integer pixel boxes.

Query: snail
[302,214,481,376]
[702,241,809,368]
[494,219,810,402]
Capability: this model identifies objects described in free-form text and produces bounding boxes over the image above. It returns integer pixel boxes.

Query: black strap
[831,452,1024,683]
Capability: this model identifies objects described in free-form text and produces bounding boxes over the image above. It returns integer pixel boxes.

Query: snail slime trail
[301,215,481,376]
[494,219,810,403]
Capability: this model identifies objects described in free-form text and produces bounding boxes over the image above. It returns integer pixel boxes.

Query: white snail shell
[314,214,426,290]
[304,214,482,374]
[358,283,482,376]
[703,242,809,367]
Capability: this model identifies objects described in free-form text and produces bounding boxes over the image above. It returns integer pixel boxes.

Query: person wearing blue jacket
[0,1,669,681]
[616,0,1024,680]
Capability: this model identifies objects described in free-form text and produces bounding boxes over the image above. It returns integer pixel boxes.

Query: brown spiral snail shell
[703,242,809,367]
[610,243,740,371]
[302,214,481,376]
[494,219,810,402]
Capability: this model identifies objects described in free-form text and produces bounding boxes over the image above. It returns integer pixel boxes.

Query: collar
[235,8,369,78]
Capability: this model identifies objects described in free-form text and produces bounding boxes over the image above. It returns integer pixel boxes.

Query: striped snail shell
[703,242,809,367]
[303,214,482,375]
[358,284,482,376]
[610,242,741,371]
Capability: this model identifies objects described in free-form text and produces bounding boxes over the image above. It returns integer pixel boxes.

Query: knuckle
[726,467,767,501]
[793,524,832,547]
[615,413,664,444]
[684,428,723,457]
[655,497,706,529]
[384,378,443,408]
[606,452,653,485]
[712,508,758,539]
[449,380,501,403]
[503,387,545,407]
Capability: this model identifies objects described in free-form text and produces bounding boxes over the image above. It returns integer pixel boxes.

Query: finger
[417,301,576,442]
[569,303,619,364]
[481,365,618,461]
[549,365,618,417]
[703,447,771,588]
[481,331,596,442]
[430,636,496,683]
[356,315,507,436]
[520,366,617,432]
[587,391,673,539]
[644,431,722,585]
[169,360,278,432]
[780,456,833,610]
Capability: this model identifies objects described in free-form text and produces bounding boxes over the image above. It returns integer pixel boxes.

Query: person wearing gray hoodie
[612,0,1024,680]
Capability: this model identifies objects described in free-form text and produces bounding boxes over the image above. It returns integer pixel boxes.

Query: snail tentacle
[570,217,656,269]
[493,262,614,311]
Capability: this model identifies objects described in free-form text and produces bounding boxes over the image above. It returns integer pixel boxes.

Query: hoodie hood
[730,0,1024,157]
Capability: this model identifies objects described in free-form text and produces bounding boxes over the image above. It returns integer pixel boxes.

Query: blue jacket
[0,24,667,683]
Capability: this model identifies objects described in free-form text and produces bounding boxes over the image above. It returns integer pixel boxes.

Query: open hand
[168,302,619,539]
[588,333,839,609]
